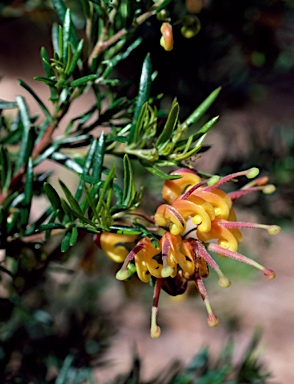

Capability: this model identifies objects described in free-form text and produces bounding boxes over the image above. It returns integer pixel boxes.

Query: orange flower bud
[160,22,173,51]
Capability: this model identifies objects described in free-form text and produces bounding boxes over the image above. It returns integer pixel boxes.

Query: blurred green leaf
[61,230,72,252]
[143,164,181,180]
[20,158,33,232]
[62,9,72,65]
[65,39,84,76]
[50,152,83,173]
[70,227,78,247]
[156,0,172,13]
[0,100,17,109]
[43,182,64,222]
[19,79,51,120]
[14,96,35,173]
[0,146,12,192]
[70,74,97,87]
[59,180,83,216]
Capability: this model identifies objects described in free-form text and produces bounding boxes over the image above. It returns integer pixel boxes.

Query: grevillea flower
[96,168,280,338]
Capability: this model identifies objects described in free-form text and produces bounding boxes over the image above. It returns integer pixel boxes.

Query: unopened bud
[160,22,173,51]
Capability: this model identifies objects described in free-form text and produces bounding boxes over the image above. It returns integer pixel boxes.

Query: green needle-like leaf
[14,96,34,173]
[19,80,51,120]
[92,133,105,184]
[59,180,83,216]
[65,40,84,76]
[143,164,181,180]
[96,164,116,214]
[61,231,72,252]
[0,101,17,109]
[122,154,136,207]
[129,54,152,144]
[70,74,97,87]
[62,9,72,65]
[0,146,12,192]
[183,87,221,127]
[20,158,33,231]
[156,0,172,13]
[44,182,64,222]
[70,227,78,247]
[82,184,101,224]
[156,99,179,147]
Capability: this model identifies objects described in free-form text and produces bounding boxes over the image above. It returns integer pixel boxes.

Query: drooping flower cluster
[95,168,280,338]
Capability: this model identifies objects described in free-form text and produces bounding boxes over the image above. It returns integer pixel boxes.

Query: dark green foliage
[112,330,271,384]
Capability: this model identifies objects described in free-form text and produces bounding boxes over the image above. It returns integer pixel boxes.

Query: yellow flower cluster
[96,167,280,338]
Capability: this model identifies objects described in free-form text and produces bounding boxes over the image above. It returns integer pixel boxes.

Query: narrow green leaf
[50,152,83,173]
[7,210,20,235]
[156,0,172,13]
[20,158,33,231]
[52,23,60,56]
[193,115,219,141]
[96,164,116,214]
[101,38,142,78]
[122,154,135,206]
[16,95,31,132]
[0,146,12,192]
[183,87,221,127]
[45,210,61,240]
[0,101,17,109]
[129,54,152,144]
[156,100,179,147]
[172,143,202,162]
[55,355,75,384]
[98,97,130,124]
[91,132,105,184]
[80,0,91,18]
[62,9,71,65]
[110,225,142,236]
[25,206,54,236]
[144,164,181,180]
[177,115,219,150]
[14,96,34,173]
[132,102,148,141]
[36,223,64,232]
[51,0,78,46]
[59,180,83,215]
[82,183,101,224]
[70,74,97,87]
[70,227,78,247]
[33,76,57,87]
[51,0,67,24]
[74,139,97,201]
[61,231,71,252]
[65,39,84,76]
[60,199,75,222]
[43,182,64,222]
[58,25,64,60]
[19,80,51,119]
[40,47,53,77]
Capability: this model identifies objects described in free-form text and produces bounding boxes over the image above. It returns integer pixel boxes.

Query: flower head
[96,167,280,338]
